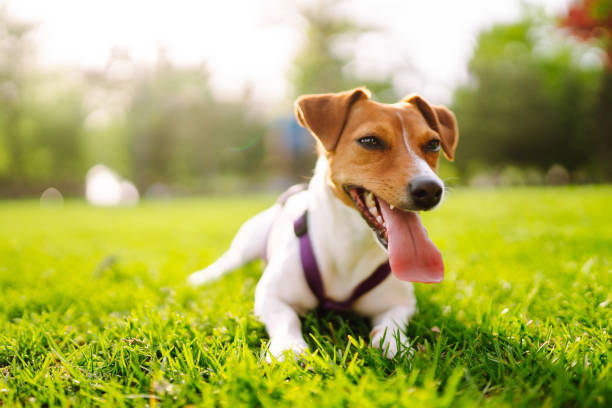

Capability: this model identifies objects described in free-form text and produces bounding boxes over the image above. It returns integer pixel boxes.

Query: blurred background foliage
[0,0,611,197]
[289,0,397,101]
[453,11,603,183]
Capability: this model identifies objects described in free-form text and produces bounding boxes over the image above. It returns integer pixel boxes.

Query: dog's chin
[343,185,391,249]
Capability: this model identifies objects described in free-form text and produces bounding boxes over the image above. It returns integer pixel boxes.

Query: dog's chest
[309,205,388,301]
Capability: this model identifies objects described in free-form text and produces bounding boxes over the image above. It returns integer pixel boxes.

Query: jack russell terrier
[188,87,458,361]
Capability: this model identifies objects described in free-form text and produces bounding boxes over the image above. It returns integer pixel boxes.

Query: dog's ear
[403,94,459,161]
[294,88,371,152]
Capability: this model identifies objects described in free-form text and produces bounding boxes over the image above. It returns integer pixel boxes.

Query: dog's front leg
[370,305,415,359]
[254,290,308,363]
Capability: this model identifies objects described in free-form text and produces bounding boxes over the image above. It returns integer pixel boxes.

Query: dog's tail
[187,204,281,287]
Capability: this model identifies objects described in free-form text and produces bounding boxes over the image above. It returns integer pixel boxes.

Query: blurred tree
[126,58,265,192]
[289,0,395,100]
[0,9,86,195]
[451,10,603,180]
[560,0,612,178]
[19,79,86,186]
[0,7,35,187]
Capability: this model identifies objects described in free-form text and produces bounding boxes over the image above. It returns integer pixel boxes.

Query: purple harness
[293,211,391,311]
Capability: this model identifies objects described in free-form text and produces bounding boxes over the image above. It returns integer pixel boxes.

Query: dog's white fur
[189,156,427,361]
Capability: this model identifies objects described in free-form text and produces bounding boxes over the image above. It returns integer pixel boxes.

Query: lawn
[0,187,610,407]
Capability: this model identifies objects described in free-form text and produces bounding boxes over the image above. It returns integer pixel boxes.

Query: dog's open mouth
[344,185,445,283]
[345,187,388,248]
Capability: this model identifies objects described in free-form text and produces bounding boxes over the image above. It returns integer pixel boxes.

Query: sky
[5,0,572,107]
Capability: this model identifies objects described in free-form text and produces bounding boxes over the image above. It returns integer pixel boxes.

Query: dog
[188,87,458,361]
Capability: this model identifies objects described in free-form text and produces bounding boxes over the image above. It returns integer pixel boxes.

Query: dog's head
[295,87,458,283]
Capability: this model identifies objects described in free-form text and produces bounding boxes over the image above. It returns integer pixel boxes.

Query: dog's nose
[409,176,443,210]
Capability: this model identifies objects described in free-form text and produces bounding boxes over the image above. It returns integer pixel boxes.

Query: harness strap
[294,210,391,311]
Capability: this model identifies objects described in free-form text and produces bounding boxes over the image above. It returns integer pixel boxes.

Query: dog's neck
[307,156,387,286]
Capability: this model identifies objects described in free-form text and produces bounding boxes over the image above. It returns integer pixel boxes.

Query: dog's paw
[265,336,309,363]
[371,327,414,359]
[187,267,219,287]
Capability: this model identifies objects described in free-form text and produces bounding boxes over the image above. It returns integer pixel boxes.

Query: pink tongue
[379,200,444,283]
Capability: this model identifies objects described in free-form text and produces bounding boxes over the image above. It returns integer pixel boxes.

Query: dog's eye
[357,136,385,150]
[423,139,440,152]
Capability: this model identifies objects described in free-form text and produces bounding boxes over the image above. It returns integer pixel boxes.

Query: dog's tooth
[390,204,394,210]
[365,191,375,208]
[368,206,377,214]
[376,215,383,224]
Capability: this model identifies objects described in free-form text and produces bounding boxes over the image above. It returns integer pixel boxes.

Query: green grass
[0,187,611,407]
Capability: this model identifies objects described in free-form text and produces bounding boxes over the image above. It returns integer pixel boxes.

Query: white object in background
[85,164,139,206]
[119,180,140,206]
[40,187,64,208]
